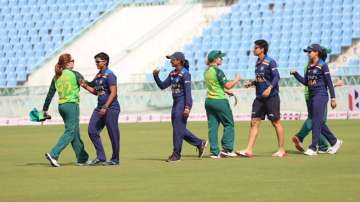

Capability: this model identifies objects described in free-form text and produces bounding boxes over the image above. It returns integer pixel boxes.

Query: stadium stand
[0,0,168,88]
[155,0,360,81]
[337,58,360,76]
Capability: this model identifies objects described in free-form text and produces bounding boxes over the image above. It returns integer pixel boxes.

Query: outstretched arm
[291,70,307,86]
[153,68,171,90]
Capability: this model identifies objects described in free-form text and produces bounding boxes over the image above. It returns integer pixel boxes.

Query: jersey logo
[262,60,270,66]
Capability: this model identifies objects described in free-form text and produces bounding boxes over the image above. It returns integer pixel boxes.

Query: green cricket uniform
[296,65,329,151]
[204,65,235,155]
[43,69,89,163]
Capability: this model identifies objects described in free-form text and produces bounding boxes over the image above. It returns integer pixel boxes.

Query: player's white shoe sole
[304,149,318,156]
[45,153,60,167]
[328,139,343,154]
[220,150,237,157]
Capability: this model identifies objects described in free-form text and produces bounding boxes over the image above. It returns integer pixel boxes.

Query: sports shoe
[197,140,208,158]
[220,150,237,157]
[328,139,343,154]
[292,135,304,152]
[166,153,181,162]
[105,160,120,166]
[304,148,317,156]
[318,149,330,154]
[76,162,88,166]
[86,159,106,166]
[235,150,253,158]
[272,151,287,157]
[45,153,60,167]
[210,154,221,159]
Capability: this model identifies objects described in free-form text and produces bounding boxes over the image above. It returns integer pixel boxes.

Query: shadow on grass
[286,150,304,155]
[17,162,76,167]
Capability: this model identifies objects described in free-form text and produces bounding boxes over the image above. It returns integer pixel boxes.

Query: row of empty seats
[0,0,169,88]
[152,0,360,81]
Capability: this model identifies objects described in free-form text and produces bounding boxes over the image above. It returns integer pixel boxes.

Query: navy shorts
[251,95,280,121]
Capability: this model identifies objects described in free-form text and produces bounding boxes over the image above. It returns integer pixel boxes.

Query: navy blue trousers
[88,108,120,163]
[308,95,337,151]
[171,98,202,158]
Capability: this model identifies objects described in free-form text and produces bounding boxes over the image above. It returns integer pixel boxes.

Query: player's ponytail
[183,59,190,70]
[320,46,331,61]
[54,53,72,80]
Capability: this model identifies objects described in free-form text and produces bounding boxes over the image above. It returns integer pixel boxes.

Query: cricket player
[204,50,241,159]
[292,47,345,153]
[43,53,89,167]
[236,39,286,158]
[80,52,120,165]
[291,44,343,155]
[153,52,207,162]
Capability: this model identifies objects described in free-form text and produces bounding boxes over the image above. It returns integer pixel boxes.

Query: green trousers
[50,103,89,163]
[205,98,235,156]
[296,100,329,151]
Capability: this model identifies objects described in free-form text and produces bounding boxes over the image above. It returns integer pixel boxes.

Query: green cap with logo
[207,50,226,63]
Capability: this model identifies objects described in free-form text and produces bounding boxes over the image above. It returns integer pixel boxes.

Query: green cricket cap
[207,50,226,63]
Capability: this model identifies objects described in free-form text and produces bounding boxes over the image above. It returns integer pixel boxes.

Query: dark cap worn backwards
[303,44,323,53]
[207,50,226,62]
[166,52,185,61]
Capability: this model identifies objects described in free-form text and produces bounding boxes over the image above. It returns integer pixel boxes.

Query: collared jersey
[154,67,193,108]
[43,69,83,111]
[89,68,120,110]
[254,55,280,98]
[204,65,229,99]
[295,59,335,98]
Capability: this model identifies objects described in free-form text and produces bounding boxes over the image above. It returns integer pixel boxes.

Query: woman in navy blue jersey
[291,44,342,156]
[153,52,207,162]
[80,52,120,165]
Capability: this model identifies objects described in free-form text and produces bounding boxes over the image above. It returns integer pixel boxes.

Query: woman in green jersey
[43,53,89,167]
[204,50,241,159]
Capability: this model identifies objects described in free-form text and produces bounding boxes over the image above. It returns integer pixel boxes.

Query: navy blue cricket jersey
[294,59,335,98]
[90,68,120,110]
[254,55,280,98]
[154,67,193,108]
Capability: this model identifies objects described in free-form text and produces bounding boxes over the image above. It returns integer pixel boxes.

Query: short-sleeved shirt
[204,65,229,99]
[254,55,280,98]
[89,68,120,110]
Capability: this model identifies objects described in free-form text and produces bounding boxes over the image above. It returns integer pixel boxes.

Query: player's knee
[271,119,281,127]
[250,119,260,127]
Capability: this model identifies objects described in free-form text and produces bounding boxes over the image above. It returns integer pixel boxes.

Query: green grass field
[0,120,359,202]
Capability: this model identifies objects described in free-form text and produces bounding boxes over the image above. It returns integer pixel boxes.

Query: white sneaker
[304,149,318,156]
[220,150,237,157]
[45,153,60,167]
[328,139,343,154]
[210,154,221,159]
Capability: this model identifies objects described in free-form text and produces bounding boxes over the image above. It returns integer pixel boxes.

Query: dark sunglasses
[95,60,105,64]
